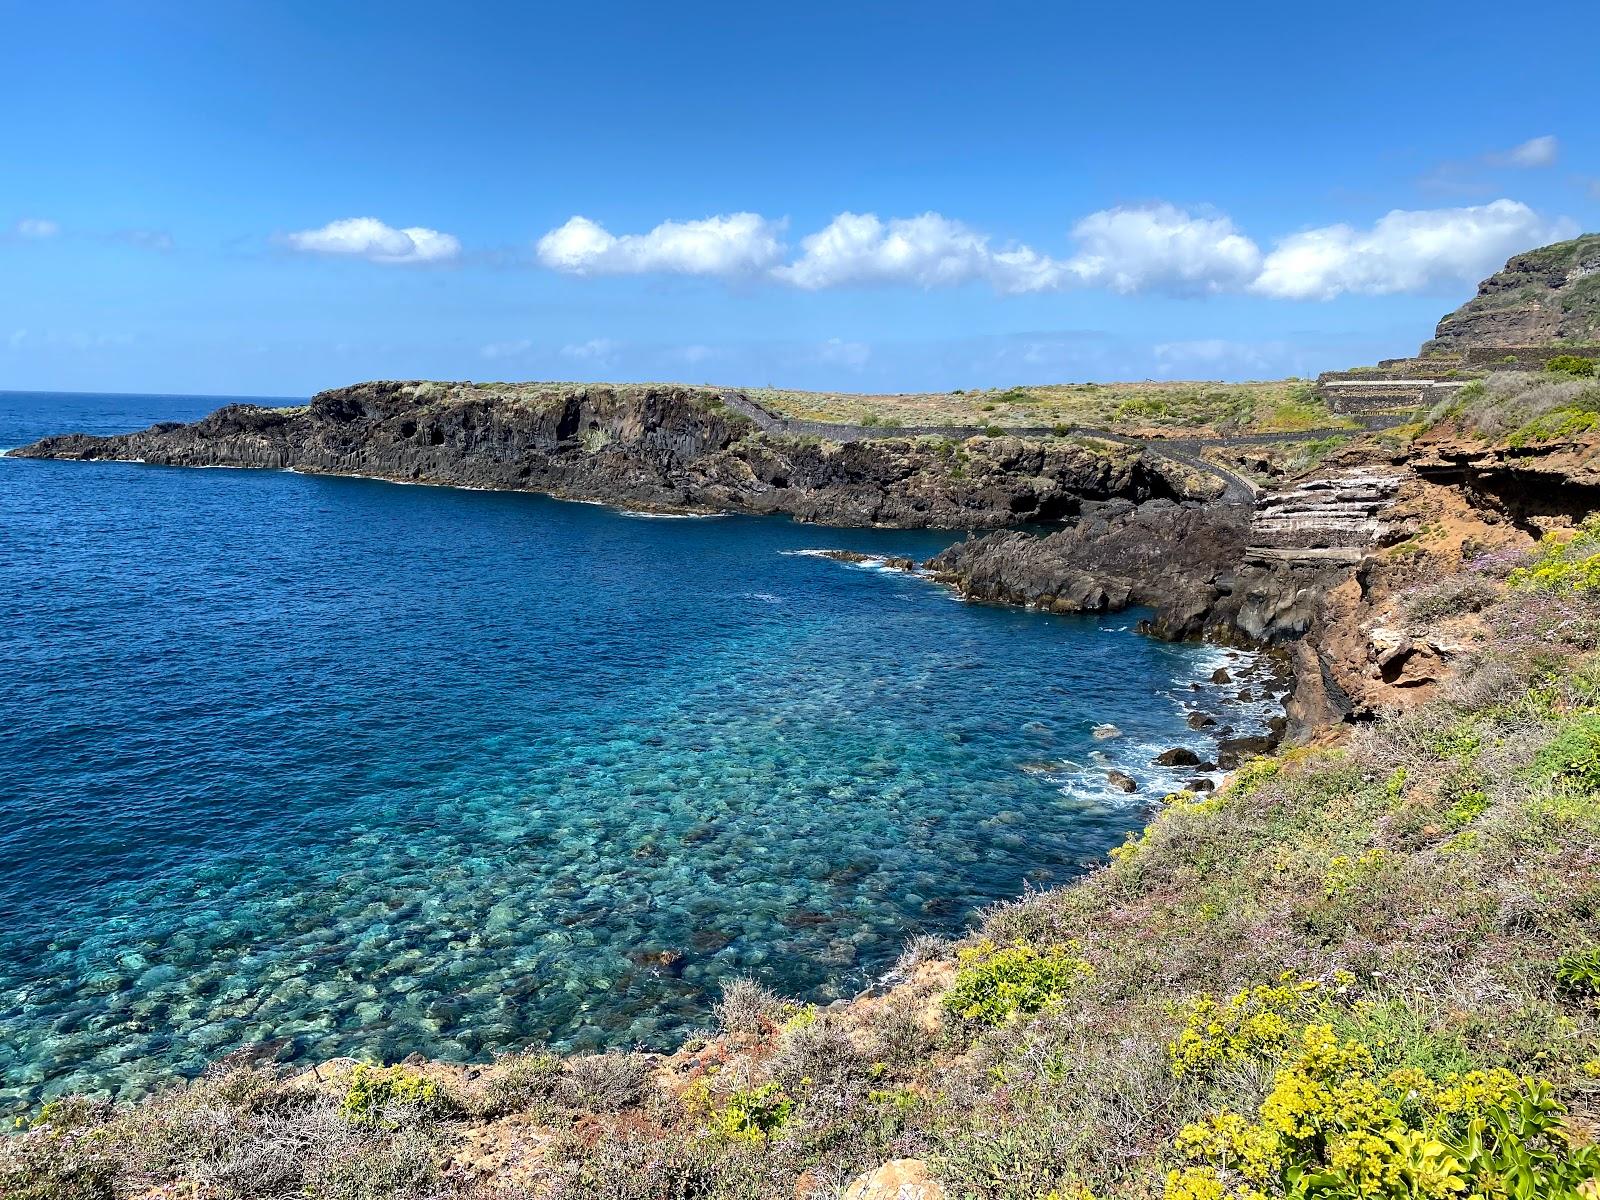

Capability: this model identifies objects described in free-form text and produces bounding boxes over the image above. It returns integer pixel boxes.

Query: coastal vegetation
[1425,369,1600,445]
[9,524,1600,1199]
[746,380,1354,438]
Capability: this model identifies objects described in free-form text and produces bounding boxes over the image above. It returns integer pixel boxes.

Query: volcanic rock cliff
[8,380,1217,530]
[1422,232,1600,353]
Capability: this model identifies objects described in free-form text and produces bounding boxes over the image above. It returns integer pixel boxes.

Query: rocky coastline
[7,380,1222,531]
[2,379,1400,740]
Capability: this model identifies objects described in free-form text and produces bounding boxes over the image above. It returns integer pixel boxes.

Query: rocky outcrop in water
[924,499,1251,629]
[8,381,1220,530]
[921,463,1418,735]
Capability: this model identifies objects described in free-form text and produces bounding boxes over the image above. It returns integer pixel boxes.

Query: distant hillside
[1424,232,1600,353]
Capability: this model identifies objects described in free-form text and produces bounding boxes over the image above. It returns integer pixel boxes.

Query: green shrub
[0,1101,118,1200]
[1168,976,1321,1077]
[1547,354,1597,378]
[942,939,1094,1024]
[1554,947,1600,997]
[341,1065,454,1125]
[1534,713,1600,791]
[707,1083,793,1142]
[982,424,1005,438]
[1169,1020,1600,1200]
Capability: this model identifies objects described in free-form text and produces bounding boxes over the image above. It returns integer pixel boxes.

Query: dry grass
[748,380,1353,437]
[1426,370,1600,443]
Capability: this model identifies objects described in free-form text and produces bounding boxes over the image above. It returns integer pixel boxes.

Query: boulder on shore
[1154,747,1202,767]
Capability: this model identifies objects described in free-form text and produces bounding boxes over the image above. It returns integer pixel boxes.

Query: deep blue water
[0,390,1275,1112]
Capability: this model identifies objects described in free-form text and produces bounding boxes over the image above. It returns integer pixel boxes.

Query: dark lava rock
[1186,778,1216,793]
[1211,667,1233,684]
[1217,734,1275,769]
[1423,233,1600,353]
[1186,711,1217,729]
[1237,687,1254,701]
[7,381,1218,532]
[924,501,1250,629]
[1107,769,1138,793]
[1154,747,1202,767]
[818,550,916,570]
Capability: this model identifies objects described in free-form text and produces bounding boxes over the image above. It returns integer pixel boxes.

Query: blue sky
[2,0,1596,397]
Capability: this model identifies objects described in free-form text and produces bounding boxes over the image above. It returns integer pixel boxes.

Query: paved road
[717,390,1402,507]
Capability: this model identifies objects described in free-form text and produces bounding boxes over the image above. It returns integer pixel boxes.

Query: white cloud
[1152,338,1285,376]
[532,200,1573,302]
[14,218,60,239]
[775,212,1065,294]
[283,217,460,264]
[113,229,175,252]
[1487,135,1559,168]
[1063,205,1262,296]
[536,213,785,277]
[674,344,722,365]
[815,337,870,368]
[560,337,622,363]
[480,338,533,360]
[1251,200,1576,300]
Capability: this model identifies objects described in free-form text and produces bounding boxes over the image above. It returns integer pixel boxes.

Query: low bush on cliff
[1428,370,1600,443]
[941,940,1095,1026]
[1548,354,1597,377]
[1510,516,1600,593]
[1403,572,1500,624]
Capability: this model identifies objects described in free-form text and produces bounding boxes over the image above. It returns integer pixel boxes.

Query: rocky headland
[8,381,1222,530]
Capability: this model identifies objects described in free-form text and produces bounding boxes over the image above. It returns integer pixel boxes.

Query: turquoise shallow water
[0,390,1277,1113]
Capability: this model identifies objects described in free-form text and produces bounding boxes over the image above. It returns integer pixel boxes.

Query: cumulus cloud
[14,218,60,239]
[775,212,1065,294]
[283,217,460,264]
[532,200,1571,301]
[560,337,622,363]
[1487,135,1559,168]
[1251,200,1575,300]
[1063,205,1262,296]
[536,213,785,277]
[480,338,533,360]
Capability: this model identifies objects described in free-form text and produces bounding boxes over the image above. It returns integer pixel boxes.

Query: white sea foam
[617,509,728,519]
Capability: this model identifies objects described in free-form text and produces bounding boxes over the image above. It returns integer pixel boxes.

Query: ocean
[0,389,1275,1111]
